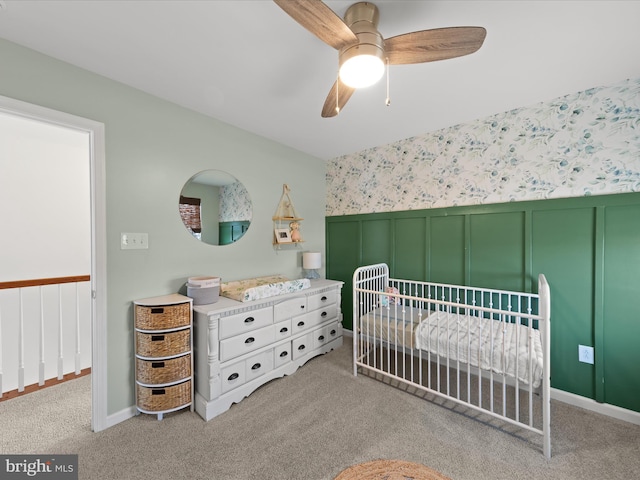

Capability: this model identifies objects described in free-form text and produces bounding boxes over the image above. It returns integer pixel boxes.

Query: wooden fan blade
[321,79,356,118]
[274,0,358,50]
[385,27,487,65]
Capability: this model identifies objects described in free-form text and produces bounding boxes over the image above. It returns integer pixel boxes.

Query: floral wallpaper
[219,181,252,222]
[326,77,640,216]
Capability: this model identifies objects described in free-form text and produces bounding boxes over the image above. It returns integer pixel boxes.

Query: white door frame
[0,95,107,432]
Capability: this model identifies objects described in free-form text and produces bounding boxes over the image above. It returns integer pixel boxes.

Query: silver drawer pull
[228,373,239,381]
[279,351,288,358]
[245,337,255,344]
[251,363,261,370]
[280,327,288,333]
[244,317,255,323]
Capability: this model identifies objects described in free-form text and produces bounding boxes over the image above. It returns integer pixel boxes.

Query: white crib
[352,263,551,458]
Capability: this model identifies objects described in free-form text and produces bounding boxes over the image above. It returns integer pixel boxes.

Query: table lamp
[302,252,322,279]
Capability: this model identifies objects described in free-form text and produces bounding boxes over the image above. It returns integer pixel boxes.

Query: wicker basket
[135,302,190,330]
[137,380,191,412]
[136,354,191,385]
[136,329,190,358]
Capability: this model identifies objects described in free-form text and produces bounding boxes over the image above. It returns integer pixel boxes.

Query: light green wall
[0,38,326,416]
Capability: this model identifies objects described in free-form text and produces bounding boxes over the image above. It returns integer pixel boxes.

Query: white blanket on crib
[414,311,544,388]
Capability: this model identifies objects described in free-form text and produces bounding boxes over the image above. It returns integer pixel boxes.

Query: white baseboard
[103,405,137,430]
[551,388,640,426]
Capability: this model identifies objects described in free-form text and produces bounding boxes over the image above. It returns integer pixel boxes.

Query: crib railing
[0,275,91,398]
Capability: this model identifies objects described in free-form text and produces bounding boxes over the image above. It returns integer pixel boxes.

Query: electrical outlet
[121,232,149,250]
[578,345,594,364]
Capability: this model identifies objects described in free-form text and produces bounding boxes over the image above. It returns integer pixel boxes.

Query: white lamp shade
[303,252,322,270]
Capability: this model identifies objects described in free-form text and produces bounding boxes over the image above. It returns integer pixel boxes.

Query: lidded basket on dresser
[186,276,220,305]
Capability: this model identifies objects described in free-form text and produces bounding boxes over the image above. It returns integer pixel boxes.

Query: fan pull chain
[385,57,391,106]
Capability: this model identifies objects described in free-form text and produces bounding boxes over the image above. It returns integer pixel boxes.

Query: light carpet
[1,343,640,479]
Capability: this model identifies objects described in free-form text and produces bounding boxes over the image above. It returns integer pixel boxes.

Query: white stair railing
[0,275,91,397]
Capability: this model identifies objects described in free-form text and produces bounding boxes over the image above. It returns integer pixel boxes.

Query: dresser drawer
[292,333,313,360]
[219,307,273,340]
[291,312,314,335]
[291,305,338,334]
[308,290,337,311]
[274,342,291,368]
[219,324,275,362]
[274,320,292,339]
[221,361,246,394]
[311,304,338,325]
[312,326,331,350]
[274,297,307,322]
[245,350,273,382]
[135,329,190,358]
[327,322,342,342]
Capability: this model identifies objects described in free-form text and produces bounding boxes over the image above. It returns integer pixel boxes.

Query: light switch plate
[121,232,149,250]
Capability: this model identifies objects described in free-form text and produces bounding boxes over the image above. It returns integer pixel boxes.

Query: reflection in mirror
[179,170,252,245]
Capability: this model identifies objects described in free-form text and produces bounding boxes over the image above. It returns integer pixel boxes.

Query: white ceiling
[1,1,639,161]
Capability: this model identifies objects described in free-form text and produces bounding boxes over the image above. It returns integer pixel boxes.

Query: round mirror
[179,170,252,245]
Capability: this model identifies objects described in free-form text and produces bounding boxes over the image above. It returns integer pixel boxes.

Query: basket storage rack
[133,294,194,420]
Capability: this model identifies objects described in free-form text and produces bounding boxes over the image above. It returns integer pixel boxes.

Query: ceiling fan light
[339,43,385,89]
[340,54,384,88]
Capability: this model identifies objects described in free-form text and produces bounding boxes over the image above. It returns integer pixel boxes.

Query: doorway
[0,95,107,432]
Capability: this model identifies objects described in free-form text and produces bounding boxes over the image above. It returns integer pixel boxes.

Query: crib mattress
[414,311,544,388]
[358,306,427,348]
[220,275,311,302]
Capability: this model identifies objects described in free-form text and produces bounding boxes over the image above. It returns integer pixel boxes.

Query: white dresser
[193,278,343,421]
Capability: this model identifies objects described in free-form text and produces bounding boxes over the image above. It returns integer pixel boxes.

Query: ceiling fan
[273,0,487,117]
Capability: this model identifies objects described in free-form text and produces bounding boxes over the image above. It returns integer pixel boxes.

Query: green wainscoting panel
[362,219,392,267]
[532,208,595,399]
[602,204,640,411]
[430,215,465,285]
[469,212,525,291]
[326,192,640,412]
[394,216,427,281]
[326,220,361,330]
